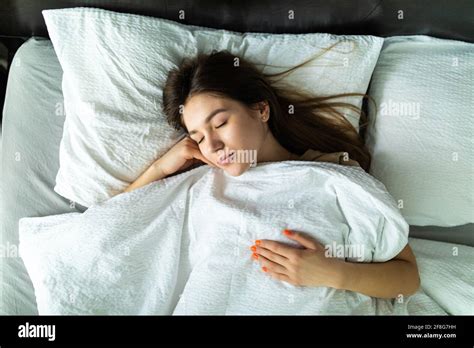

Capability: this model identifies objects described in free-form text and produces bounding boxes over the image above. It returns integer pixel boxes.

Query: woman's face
[182,93,268,176]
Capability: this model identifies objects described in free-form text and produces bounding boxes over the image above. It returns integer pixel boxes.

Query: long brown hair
[163,43,373,172]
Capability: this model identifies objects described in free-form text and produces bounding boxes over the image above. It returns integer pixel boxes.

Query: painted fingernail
[262,266,268,272]
[250,245,257,252]
[255,240,261,246]
[283,229,293,236]
[252,253,259,260]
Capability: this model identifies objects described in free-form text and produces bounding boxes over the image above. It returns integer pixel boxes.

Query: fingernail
[283,229,293,236]
[255,240,261,246]
[250,245,257,252]
[252,253,259,260]
[262,266,268,272]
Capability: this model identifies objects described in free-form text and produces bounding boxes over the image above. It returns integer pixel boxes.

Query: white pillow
[366,35,474,227]
[43,7,384,207]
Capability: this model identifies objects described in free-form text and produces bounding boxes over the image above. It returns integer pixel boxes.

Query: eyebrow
[188,108,228,136]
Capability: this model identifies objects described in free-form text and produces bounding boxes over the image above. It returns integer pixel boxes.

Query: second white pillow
[366,35,474,227]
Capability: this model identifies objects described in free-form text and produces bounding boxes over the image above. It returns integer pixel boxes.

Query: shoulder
[300,149,361,167]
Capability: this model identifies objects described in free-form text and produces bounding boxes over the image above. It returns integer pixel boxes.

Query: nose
[206,134,224,156]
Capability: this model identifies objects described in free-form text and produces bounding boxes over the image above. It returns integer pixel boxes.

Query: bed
[1,38,87,314]
[1,1,473,315]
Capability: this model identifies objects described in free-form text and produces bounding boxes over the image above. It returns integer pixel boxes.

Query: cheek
[227,120,261,148]
[216,123,243,147]
[200,145,214,159]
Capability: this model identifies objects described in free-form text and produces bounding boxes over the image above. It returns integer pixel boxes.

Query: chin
[223,163,250,176]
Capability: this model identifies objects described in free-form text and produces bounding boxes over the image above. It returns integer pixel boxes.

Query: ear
[258,100,270,121]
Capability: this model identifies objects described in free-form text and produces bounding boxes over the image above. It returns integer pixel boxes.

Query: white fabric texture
[408,238,474,315]
[43,7,384,207]
[19,161,427,315]
[366,35,474,227]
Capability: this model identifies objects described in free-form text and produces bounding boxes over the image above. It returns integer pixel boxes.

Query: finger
[282,229,322,250]
[189,147,216,168]
[254,254,288,274]
[255,239,298,259]
[265,269,297,286]
[184,138,216,168]
[254,246,290,268]
[189,147,215,167]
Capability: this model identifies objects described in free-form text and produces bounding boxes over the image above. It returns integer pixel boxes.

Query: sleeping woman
[124,49,420,300]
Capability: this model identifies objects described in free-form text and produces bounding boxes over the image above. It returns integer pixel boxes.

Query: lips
[218,151,235,165]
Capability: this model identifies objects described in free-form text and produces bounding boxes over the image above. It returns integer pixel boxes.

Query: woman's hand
[124,136,217,193]
[250,229,344,288]
[251,230,421,298]
[155,136,216,177]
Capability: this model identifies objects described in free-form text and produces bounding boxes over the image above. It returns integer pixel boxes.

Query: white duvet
[18,161,460,315]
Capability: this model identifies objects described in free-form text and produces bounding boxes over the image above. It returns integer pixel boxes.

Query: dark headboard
[1,0,474,42]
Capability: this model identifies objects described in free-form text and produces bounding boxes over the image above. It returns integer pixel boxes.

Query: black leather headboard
[1,0,474,42]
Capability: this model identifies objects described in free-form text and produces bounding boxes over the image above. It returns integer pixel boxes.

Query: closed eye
[198,121,227,144]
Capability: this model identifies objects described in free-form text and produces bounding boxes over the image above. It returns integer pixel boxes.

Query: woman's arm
[123,162,168,193]
[124,136,215,194]
[335,244,421,299]
[251,230,420,299]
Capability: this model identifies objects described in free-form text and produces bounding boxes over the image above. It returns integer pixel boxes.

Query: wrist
[330,258,353,290]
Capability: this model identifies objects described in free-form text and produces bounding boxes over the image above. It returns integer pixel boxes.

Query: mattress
[0,37,87,315]
[0,37,472,315]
